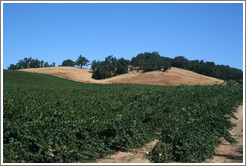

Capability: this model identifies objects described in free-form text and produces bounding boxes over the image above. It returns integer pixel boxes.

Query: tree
[16,60,25,69]
[44,62,49,67]
[33,59,41,68]
[76,55,90,68]
[91,60,99,72]
[8,64,18,70]
[104,55,117,75]
[131,52,168,72]
[51,62,56,67]
[92,62,111,79]
[116,58,130,75]
[91,56,126,79]
[40,60,44,68]
[172,56,188,69]
[62,59,76,67]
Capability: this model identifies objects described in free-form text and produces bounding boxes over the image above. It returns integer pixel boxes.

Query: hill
[8,53,243,83]
[19,66,224,86]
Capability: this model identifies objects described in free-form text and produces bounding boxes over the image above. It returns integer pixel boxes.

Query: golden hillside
[19,66,224,86]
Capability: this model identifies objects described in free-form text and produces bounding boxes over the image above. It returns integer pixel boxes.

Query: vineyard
[3,70,243,163]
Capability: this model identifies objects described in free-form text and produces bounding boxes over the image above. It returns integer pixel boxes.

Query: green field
[3,70,243,163]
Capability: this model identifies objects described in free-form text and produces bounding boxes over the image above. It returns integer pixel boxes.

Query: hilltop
[19,66,224,86]
[9,53,243,84]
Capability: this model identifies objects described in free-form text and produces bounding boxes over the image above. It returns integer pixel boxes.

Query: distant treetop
[62,59,76,67]
[76,55,90,68]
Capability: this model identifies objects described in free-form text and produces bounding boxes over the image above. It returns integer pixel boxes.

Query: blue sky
[3,3,243,70]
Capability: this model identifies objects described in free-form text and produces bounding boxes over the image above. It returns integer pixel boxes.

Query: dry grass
[19,67,224,86]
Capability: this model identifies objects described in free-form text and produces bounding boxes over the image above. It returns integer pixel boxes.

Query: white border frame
[1,1,245,165]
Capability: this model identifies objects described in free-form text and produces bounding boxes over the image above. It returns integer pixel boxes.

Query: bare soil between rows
[95,105,243,163]
[205,105,243,163]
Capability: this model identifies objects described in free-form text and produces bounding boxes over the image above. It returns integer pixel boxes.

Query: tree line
[171,56,243,84]
[8,52,243,83]
[90,51,243,84]
[8,57,56,70]
[8,55,90,70]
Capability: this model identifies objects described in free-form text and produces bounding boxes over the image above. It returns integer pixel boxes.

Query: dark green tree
[172,56,188,69]
[92,62,111,79]
[62,59,76,67]
[92,56,129,79]
[40,60,44,68]
[33,59,41,68]
[131,52,170,72]
[8,64,18,70]
[76,55,90,68]
[16,60,25,69]
[44,62,49,67]
[116,58,130,75]
[91,60,99,72]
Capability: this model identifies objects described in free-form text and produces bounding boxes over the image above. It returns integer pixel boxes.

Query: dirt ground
[95,105,243,163]
[95,140,159,163]
[205,105,244,163]
[19,66,224,86]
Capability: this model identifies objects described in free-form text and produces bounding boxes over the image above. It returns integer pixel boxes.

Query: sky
[3,3,244,70]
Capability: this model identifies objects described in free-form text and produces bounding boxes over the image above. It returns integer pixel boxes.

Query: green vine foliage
[3,70,243,163]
